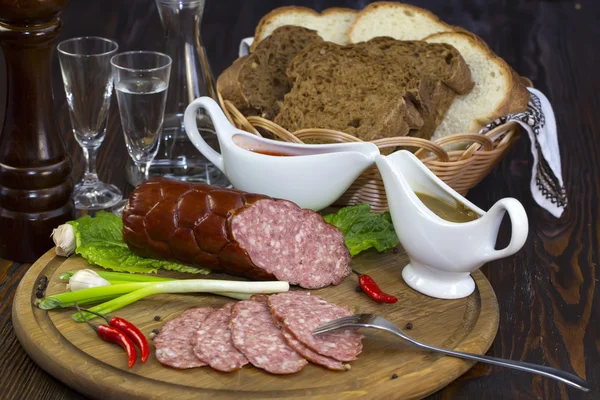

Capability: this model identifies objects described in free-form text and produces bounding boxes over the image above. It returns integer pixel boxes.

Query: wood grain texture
[1,0,598,399]
[12,249,498,400]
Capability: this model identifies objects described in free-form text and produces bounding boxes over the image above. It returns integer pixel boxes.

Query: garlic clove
[51,224,76,257]
[68,269,111,291]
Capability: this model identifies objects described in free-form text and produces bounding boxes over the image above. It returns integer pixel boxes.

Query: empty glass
[57,37,122,210]
[110,51,172,183]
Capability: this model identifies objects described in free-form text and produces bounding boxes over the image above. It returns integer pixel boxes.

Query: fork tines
[312,314,362,335]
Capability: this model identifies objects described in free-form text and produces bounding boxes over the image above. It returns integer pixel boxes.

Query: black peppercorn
[393,247,399,254]
[154,315,161,321]
[405,322,413,330]
[35,290,44,299]
[37,276,48,291]
[152,329,160,335]
[355,285,362,293]
[391,373,398,380]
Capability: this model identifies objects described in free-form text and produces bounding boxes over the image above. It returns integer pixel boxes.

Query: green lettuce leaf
[323,204,399,257]
[68,212,210,275]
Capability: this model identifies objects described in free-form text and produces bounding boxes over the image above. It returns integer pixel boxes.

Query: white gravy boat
[376,150,529,299]
[184,97,380,211]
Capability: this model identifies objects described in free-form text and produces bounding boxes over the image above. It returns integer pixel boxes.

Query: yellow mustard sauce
[414,192,479,223]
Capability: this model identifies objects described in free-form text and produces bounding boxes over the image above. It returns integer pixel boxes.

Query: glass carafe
[126,0,229,186]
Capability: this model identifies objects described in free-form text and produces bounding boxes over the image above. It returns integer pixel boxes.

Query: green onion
[38,282,158,310]
[105,280,146,286]
[72,280,289,321]
[59,271,76,281]
[59,270,175,283]
[215,292,252,301]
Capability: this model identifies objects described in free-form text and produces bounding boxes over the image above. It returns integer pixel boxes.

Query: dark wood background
[1,0,598,399]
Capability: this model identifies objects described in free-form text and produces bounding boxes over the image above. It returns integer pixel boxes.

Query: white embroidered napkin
[479,88,567,218]
[238,38,567,217]
[239,37,253,57]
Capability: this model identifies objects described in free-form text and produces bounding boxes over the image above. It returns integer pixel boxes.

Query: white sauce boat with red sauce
[376,150,529,299]
[184,97,380,211]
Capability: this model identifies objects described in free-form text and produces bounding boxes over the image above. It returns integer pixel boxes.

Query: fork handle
[414,341,590,392]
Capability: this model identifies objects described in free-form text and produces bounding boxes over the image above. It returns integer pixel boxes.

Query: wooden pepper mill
[0,0,74,263]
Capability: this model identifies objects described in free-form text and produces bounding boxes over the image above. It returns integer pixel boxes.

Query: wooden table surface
[0,0,598,399]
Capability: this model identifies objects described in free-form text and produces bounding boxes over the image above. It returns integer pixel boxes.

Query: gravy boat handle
[184,97,233,172]
[480,198,529,262]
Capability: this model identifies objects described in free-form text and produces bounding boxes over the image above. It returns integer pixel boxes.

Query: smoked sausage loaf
[122,178,351,289]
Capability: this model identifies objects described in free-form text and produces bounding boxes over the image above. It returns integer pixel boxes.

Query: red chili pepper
[358,274,398,304]
[77,306,150,364]
[110,317,149,363]
[74,303,138,368]
[96,324,137,368]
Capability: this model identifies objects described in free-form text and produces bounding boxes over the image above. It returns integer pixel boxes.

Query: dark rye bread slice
[354,37,473,95]
[355,37,474,138]
[276,38,473,141]
[275,41,425,141]
[217,26,322,119]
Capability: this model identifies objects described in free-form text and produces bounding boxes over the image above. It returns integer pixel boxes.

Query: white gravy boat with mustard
[184,97,380,211]
[376,150,529,299]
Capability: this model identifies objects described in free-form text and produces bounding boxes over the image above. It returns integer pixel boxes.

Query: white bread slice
[424,32,530,139]
[251,6,357,51]
[348,2,453,43]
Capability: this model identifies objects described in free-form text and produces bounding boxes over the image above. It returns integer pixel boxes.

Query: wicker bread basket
[217,92,522,213]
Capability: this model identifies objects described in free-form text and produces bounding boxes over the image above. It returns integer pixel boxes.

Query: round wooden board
[13,248,499,400]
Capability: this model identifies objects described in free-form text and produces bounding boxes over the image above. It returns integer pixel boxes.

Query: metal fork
[313,314,590,392]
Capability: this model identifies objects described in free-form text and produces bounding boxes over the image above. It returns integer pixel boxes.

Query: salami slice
[281,327,346,371]
[154,307,214,369]
[268,292,363,362]
[192,303,248,372]
[230,296,307,374]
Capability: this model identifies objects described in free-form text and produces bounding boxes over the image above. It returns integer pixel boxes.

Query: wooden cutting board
[12,248,499,400]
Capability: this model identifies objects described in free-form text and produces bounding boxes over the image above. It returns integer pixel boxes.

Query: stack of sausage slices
[154,292,363,374]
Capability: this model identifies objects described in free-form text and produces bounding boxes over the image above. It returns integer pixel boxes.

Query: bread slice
[348,2,453,43]
[274,38,473,141]
[354,37,473,95]
[217,26,322,119]
[352,37,473,139]
[251,6,357,51]
[275,41,424,141]
[424,32,530,138]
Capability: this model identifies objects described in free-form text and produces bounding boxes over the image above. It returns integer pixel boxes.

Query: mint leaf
[323,204,399,256]
[68,212,210,275]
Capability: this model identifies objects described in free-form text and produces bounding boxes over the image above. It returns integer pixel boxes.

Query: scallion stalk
[105,280,146,286]
[38,282,158,310]
[72,280,289,321]
[215,292,252,300]
[60,270,175,283]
